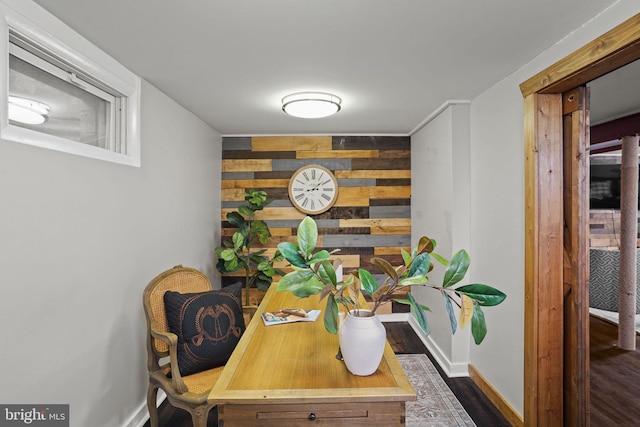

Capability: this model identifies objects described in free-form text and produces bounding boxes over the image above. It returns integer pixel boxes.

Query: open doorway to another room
[587,57,640,426]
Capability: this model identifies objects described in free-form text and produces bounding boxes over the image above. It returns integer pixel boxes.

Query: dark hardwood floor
[590,315,640,426]
[145,321,510,426]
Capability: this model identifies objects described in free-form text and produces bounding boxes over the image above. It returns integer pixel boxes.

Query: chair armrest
[149,321,189,394]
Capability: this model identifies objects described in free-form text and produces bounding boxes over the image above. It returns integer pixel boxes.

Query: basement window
[0,6,141,166]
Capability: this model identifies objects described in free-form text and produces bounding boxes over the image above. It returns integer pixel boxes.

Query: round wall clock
[288,164,339,215]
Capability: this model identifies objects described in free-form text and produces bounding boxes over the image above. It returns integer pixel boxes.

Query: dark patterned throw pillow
[164,282,245,376]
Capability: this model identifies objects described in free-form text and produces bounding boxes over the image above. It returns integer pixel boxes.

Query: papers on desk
[261,309,321,326]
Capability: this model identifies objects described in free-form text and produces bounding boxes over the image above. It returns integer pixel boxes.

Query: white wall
[0,78,221,426]
[411,3,640,419]
[466,0,640,418]
[411,102,473,377]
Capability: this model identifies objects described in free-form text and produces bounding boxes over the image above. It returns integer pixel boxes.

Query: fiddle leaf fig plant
[215,189,284,306]
[277,216,506,344]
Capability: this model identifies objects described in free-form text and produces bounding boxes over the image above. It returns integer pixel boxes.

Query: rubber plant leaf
[309,250,332,265]
[455,284,507,306]
[443,292,457,334]
[442,249,470,288]
[276,268,315,292]
[408,293,430,336]
[358,268,379,296]
[317,260,337,286]
[277,242,307,268]
[471,303,488,344]
[401,248,412,268]
[292,276,324,298]
[324,294,339,334]
[297,216,318,258]
[408,252,430,277]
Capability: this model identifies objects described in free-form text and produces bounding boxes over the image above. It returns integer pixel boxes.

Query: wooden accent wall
[220,135,411,286]
[589,210,640,248]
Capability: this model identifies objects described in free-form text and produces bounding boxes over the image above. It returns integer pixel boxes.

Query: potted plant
[276,216,507,375]
[215,189,284,310]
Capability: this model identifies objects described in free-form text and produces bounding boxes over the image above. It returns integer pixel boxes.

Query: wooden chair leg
[190,405,211,427]
[146,385,159,427]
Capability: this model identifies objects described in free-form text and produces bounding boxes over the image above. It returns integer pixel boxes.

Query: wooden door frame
[520,13,640,426]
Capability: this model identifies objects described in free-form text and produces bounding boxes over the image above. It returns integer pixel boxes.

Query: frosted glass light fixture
[8,95,50,125]
[282,92,341,118]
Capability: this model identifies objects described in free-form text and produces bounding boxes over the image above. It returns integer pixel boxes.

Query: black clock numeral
[321,194,332,202]
[310,200,315,210]
[302,197,310,208]
[302,171,310,181]
[323,188,334,192]
[311,169,316,179]
[295,193,305,201]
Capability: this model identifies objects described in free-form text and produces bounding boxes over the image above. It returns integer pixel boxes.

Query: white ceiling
[30,0,623,136]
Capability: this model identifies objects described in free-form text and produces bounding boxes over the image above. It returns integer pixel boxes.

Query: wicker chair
[142,265,223,427]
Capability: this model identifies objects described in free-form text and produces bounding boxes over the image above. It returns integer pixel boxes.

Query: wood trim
[524,93,564,426]
[522,12,640,427]
[520,14,640,97]
[562,87,591,426]
[468,364,524,427]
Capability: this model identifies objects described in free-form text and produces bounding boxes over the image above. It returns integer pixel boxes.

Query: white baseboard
[378,312,411,322]
[124,390,166,427]
[406,315,469,378]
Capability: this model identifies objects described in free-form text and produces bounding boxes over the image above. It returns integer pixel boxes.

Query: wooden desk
[209,285,416,426]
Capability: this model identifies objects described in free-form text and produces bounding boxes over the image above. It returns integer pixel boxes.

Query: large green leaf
[232,232,244,251]
[297,216,318,257]
[443,293,457,334]
[400,248,412,268]
[431,252,449,266]
[309,250,332,265]
[276,269,315,292]
[358,268,379,296]
[250,220,271,244]
[238,205,255,217]
[455,284,507,306]
[317,260,337,285]
[219,248,236,262]
[292,276,324,298]
[408,293,430,336]
[324,294,339,334]
[471,303,487,344]
[442,250,470,288]
[408,252,430,277]
[277,242,307,268]
[226,211,245,227]
[397,275,428,287]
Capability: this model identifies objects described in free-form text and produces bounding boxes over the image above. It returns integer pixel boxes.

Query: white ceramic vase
[338,309,386,376]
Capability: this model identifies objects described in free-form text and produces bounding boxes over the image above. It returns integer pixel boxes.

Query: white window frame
[0,1,141,166]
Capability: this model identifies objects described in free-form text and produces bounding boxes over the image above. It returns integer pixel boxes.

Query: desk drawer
[219,402,406,426]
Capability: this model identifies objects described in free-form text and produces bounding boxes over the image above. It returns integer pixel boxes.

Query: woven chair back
[143,265,212,355]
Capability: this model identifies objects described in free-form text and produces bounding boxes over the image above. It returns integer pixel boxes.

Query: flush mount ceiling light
[282,92,341,119]
[8,95,50,125]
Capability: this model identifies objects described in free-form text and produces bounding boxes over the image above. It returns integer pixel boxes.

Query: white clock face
[288,165,338,214]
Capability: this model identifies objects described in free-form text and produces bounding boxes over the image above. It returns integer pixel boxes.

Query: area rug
[397,354,476,426]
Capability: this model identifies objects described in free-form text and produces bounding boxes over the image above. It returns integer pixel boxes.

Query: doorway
[520,13,640,427]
